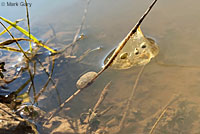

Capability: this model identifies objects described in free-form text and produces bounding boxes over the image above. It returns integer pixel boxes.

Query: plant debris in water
[104,27,159,70]
[1,0,188,134]
[76,71,98,89]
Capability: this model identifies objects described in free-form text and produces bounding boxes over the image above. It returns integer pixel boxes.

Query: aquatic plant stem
[0,22,30,60]
[118,66,145,133]
[72,0,90,44]
[56,0,91,54]
[0,19,24,36]
[27,62,36,95]
[70,0,91,55]
[24,0,32,51]
[43,0,158,124]
[155,58,200,69]
[44,88,82,125]
[34,56,56,103]
[90,0,158,83]
[149,94,180,134]
[85,82,111,132]
[93,81,111,111]
[0,16,57,53]
[27,62,36,101]
[45,81,111,126]
[35,57,62,105]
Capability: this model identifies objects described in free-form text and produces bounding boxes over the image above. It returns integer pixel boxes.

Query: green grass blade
[24,0,32,52]
[0,19,24,36]
[0,16,57,53]
[0,46,30,53]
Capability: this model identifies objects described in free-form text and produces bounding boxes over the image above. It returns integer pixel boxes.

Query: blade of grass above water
[24,0,32,52]
[0,19,24,36]
[0,46,29,53]
[0,16,57,53]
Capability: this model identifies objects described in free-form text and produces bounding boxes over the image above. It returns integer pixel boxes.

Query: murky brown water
[1,0,200,133]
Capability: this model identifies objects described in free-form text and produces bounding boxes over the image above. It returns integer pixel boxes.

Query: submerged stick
[27,61,36,100]
[149,94,180,134]
[72,0,91,44]
[27,62,36,94]
[44,88,81,125]
[44,0,158,124]
[90,0,158,83]
[34,56,56,103]
[118,66,145,133]
[56,0,91,54]
[93,81,111,111]
[24,0,32,51]
[0,22,30,60]
[85,82,111,130]
[155,58,200,69]
[71,0,91,55]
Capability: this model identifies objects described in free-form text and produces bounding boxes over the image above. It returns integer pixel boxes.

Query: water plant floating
[104,27,159,69]
[45,0,158,124]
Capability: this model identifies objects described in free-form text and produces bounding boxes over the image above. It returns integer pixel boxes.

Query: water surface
[1,0,200,133]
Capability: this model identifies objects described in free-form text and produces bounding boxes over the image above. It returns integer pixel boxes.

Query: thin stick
[27,61,36,95]
[44,88,82,125]
[44,0,158,125]
[27,62,36,100]
[149,94,180,134]
[93,81,111,111]
[35,57,62,105]
[155,58,200,69]
[89,0,158,84]
[72,0,90,44]
[34,56,56,103]
[24,0,32,51]
[0,22,30,60]
[76,49,91,62]
[85,82,111,133]
[70,0,91,55]
[56,0,91,54]
[118,66,145,132]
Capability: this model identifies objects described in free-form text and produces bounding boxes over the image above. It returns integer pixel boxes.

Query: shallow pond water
[1,0,200,133]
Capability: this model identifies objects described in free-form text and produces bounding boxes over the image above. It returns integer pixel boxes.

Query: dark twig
[70,0,91,54]
[43,0,158,125]
[86,82,111,123]
[34,56,56,103]
[44,88,81,125]
[27,61,36,95]
[118,66,145,133]
[93,81,111,111]
[27,61,36,100]
[92,0,158,82]
[85,82,112,133]
[0,22,30,60]
[155,58,200,69]
[24,0,32,51]
[149,94,180,134]
[56,0,91,54]
[35,58,62,105]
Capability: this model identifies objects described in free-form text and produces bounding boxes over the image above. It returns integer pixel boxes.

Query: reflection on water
[1,0,200,133]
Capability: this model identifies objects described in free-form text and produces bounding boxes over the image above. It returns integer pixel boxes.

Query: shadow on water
[1,0,200,133]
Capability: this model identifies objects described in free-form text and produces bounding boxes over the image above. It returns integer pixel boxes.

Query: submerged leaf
[104,27,159,70]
